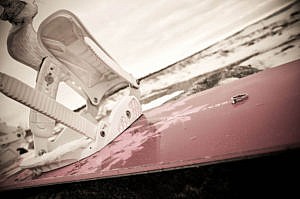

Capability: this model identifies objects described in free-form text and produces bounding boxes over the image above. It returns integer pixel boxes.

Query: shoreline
[140,1,300,109]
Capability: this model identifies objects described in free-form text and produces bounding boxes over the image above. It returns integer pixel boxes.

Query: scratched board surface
[1,60,300,191]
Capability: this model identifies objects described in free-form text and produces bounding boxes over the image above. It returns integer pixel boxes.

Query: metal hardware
[231,93,249,104]
[126,110,131,119]
[38,149,46,156]
[100,130,105,137]
[44,73,54,85]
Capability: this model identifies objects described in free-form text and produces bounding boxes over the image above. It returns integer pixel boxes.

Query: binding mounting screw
[93,97,98,103]
[100,130,105,137]
[45,73,54,85]
[126,110,131,119]
[38,149,46,156]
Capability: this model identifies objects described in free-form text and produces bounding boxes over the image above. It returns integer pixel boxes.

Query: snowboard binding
[0,10,142,173]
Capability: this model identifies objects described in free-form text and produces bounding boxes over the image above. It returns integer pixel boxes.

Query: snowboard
[1,59,300,191]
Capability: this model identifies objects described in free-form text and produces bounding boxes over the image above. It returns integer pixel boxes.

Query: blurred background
[0,0,299,127]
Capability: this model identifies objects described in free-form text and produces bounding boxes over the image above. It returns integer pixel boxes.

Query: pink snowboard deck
[1,60,300,191]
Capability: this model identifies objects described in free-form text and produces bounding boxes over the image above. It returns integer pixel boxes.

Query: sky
[0,0,295,127]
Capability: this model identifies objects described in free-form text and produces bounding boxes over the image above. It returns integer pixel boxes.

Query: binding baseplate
[0,10,142,173]
[0,122,31,170]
